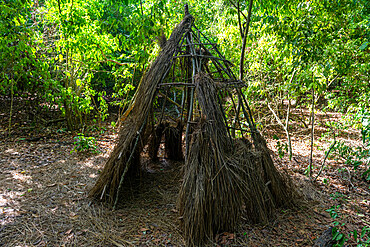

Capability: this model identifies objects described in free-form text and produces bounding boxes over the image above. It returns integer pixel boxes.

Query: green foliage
[41,0,121,129]
[273,135,288,158]
[1,0,179,130]
[361,110,370,146]
[0,0,49,94]
[350,227,370,247]
[72,133,99,153]
[360,110,370,181]
[214,0,370,114]
[327,203,370,246]
[329,110,370,180]
[326,205,341,219]
[1,0,369,132]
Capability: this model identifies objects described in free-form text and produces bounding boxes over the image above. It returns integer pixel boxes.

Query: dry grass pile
[233,139,275,223]
[178,73,298,246]
[252,131,297,208]
[194,73,231,149]
[89,13,194,204]
[178,122,248,246]
[178,73,244,246]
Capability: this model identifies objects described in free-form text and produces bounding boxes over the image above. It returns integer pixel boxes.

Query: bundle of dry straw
[178,73,245,246]
[178,73,297,246]
[89,13,194,205]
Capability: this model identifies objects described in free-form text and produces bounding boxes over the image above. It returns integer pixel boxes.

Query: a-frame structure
[89,5,297,246]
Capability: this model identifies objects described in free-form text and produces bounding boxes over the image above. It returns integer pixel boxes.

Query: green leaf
[332,230,339,240]
[359,41,368,50]
[361,227,369,238]
[353,230,358,241]
[335,233,343,241]
[76,79,82,87]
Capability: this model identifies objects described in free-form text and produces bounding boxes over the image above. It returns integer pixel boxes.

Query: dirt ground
[0,97,369,246]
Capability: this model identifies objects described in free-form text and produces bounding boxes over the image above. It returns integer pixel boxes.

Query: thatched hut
[89,5,297,246]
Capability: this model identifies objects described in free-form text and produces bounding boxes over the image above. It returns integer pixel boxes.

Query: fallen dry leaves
[0,97,369,246]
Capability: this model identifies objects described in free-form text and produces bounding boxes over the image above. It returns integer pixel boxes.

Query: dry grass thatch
[252,131,297,208]
[178,121,246,246]
[89,13,194,205]
[178,73,244,246]
[178,73,298,246]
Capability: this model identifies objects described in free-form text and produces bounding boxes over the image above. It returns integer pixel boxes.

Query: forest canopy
[1,0,369,130]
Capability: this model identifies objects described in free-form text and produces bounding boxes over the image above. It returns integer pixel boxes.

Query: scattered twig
[327,74,340,88]
[158,82,195,87]
[267,102,293,160]
[97,45,132,66]
[344,167,354,188]
[309,87,315,178]
[239,0,253,81]
[39,117,65,125]
[8,78,14,138]
[113,116,148,209]
[109,237,135,247]
[314,134,336,181]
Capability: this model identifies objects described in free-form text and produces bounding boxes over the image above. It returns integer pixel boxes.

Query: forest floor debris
[0,97,369,246]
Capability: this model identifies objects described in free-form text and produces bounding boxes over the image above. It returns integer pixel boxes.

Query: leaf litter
[0,97,369,246]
